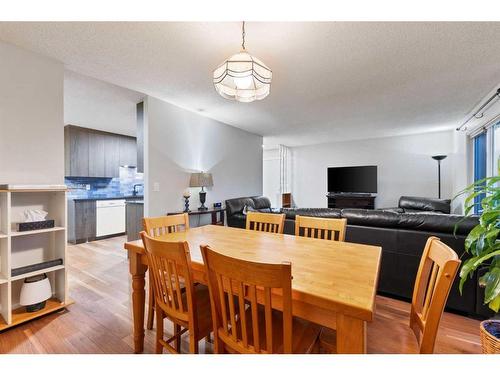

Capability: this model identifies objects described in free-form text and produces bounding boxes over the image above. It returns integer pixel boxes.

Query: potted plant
[455,165,500,354]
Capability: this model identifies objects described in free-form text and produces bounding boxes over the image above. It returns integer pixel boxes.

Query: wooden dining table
[124,225,381,354]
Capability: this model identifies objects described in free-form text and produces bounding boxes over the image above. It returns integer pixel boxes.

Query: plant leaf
[459,249,500,294]
[479,210,500,227]
[464,225,485,253]
[488,294,500,313]
[483,267,500,304]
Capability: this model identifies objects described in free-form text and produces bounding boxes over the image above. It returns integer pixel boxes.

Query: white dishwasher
[96,199,126,237]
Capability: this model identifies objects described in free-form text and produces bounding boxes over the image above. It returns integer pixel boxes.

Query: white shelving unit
[0,186,70,331]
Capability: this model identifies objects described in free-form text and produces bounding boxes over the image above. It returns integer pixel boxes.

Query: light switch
[153,182,160,192]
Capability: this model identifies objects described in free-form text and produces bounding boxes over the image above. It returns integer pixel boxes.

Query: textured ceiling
[1,22,500,146]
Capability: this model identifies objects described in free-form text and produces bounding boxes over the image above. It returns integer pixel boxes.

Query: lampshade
[189,172,214,188]
[213,22,272,103]
[20,274,52,306]
[432,155,447,161]
[213,50,272,103]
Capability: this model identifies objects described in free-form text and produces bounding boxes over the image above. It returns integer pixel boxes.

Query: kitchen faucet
[132,184,143,196]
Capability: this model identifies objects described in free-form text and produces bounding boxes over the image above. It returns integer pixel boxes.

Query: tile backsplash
[66,167,144,199]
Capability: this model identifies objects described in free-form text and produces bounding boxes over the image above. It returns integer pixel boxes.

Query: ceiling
[1,22,499,146]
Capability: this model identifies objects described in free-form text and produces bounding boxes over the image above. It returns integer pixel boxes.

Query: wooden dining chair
[319,236,461,354]
[140,231,212,353]
[201,244,321,354]
[143,213,190,329]
[295,215,347,241]
[245,211,285,234]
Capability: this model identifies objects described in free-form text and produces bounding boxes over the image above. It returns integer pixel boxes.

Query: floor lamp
[432,155,447,199]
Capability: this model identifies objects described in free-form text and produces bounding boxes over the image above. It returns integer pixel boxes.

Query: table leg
[336,313,367,353]
[129,250,148,353]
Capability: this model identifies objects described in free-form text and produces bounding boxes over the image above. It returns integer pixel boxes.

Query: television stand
[326,193,375,209]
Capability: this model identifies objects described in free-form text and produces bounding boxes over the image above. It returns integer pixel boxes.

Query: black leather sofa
[225,195,486,318]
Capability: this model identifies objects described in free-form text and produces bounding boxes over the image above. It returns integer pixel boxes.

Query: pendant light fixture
[213,22,272,103]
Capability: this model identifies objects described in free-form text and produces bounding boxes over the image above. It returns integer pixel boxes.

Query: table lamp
[189,172,213,210]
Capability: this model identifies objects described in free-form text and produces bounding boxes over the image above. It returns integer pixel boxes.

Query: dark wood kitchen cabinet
[65,125,137,178]
[65,126,89,176]
[103,132,121,178]
[68,199,96,244]
[119,135,137,167]
[88,131,106,177]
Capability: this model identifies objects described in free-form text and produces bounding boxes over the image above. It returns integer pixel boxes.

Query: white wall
[64,70,144,136]
[145,96,263,218]
[0,41,64,184]
[269,130,468,211]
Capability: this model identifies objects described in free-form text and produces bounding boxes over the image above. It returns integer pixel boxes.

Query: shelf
[0,232,7,239]
[10,264,65,281]
[0,298,72,332]
[10,226,65,237]
[0,273,8,284]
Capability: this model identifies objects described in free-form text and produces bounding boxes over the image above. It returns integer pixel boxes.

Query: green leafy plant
[455,162,500,313]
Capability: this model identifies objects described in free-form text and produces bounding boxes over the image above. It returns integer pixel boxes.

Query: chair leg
[189,333,199,354]
[147,277,155,330]
[213,336,225,354]
[155,305,164,354]
[174,324,182,353]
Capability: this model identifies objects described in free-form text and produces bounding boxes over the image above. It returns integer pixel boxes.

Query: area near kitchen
[65,124,144,244]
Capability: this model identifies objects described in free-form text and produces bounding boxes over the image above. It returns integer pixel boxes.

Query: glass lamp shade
[213,50,272,103]
[20,274,52,307]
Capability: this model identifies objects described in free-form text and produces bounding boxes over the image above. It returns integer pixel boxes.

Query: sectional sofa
[225,195,487,318]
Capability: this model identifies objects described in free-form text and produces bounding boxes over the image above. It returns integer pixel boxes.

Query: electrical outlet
[153,182,160,192]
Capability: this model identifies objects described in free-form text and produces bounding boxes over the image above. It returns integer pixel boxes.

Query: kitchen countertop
[70,195,144,201]
[126,200,144,205]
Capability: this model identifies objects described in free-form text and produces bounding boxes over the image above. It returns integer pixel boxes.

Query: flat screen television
[327,166,377,194]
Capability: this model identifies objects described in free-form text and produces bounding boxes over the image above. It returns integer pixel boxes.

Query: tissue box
[17,220,55,232]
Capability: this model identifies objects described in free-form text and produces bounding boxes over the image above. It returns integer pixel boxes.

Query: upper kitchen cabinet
[65,125,137,178]
[65,126,89,176]
[103,132,120,178]
[88,131,106,177]
[136,102,144,173]
[119,135,137,168]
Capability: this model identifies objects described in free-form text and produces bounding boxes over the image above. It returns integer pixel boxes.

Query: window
[473,132,487,214]
[493,123,500,175]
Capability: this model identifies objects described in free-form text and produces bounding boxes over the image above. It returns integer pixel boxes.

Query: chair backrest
[140,231,197,327]
[201,244,293,354]
[143,213,190,237]
[245,212,285,234]
[295,215,347,241]
[410,236,460,354]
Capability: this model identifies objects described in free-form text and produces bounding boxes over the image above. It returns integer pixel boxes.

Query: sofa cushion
[397,212,478,235]
[282,208,342,220]
[252,196,272,210]
[398,196,451,214]
[225,197,255,216]
[341,209,400,228]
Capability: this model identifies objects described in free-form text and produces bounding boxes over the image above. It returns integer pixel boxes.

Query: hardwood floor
[0,235,482,354]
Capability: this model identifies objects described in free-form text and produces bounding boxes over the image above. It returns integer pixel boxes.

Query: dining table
[124,224,381,354]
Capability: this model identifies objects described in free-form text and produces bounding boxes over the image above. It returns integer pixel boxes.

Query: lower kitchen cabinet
[68,200,96,244]
[126,201,144,241]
